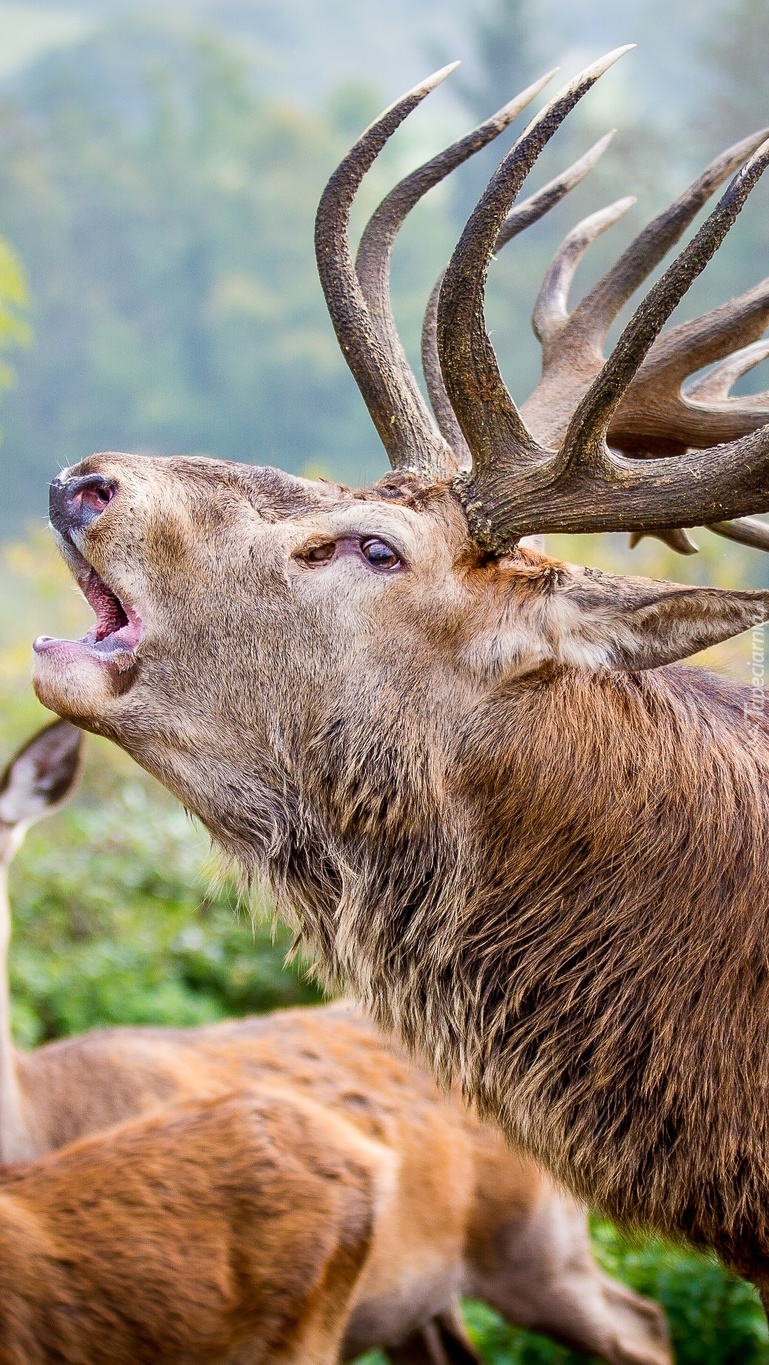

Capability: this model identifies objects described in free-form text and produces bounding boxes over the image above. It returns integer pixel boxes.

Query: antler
[421,132,617,467]
[514,130,769,555]
[525,130,768,435]
[317,54,769,553]
[438,63,769,547]
[685,342,769,549]
[628,338,769,555]
[316,64,560,479]
[316,65,456,480]
[352,69,559,478]
[417,117,769,549]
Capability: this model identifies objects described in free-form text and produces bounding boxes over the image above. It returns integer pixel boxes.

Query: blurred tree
[0,20,419,531]
[451,0,533,121]
[0,236,29,427]
[699,0,768,146]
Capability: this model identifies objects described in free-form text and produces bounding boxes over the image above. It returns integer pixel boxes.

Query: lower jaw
[32,639,138,718]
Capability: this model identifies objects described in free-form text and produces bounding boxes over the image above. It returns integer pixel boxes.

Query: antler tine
[354,69,557,481]
[629,527,700,554]
[685,337,769,402]
[631,516,769,558]
[707,516,769,551]
[438,47,634,482]
[561,135,769,473]
[453,133,769,544]
[683,345,769,557]
[421,131,617,465]
[518,134,769,452]
[315,64,460,477]
[496,129,616,249]
[610,279,769,451]
[628,343,769,557]
[422,276,470,463]
[532,196,636,356]
[569,126,769,346]
[628,519,769,555]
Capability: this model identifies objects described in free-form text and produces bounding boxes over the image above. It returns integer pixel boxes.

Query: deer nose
[49,473,117,536]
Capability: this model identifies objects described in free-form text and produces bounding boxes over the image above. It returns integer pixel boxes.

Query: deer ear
[557,567,769,671]
[0,721,84,828]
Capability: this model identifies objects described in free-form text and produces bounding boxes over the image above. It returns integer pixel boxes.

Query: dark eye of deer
[360,538,400,571]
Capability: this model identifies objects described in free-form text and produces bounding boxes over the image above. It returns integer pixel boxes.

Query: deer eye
[360,538,401,571]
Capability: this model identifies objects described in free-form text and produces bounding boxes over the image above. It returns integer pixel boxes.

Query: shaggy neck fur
[254,661,769,1285]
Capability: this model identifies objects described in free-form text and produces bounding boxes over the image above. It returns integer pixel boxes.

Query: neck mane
[270,661,769,1276]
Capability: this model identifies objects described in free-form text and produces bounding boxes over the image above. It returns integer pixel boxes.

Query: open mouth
[34,537,142,668]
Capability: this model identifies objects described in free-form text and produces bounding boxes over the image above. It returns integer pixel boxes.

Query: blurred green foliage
[8,778,322,1047]
[0,233,29,435]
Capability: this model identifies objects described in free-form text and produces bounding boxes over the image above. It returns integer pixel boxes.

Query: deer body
[0,1088,376,1365]
[31,53,769,1306]
[0,723,671,1365]
[2,1005,670,1364]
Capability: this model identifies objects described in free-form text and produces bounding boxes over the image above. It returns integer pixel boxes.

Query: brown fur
[1,1006,674,1363]
[13,1007,673,1363]
[0,726,670,1365]
[33,452,769,1300]
[0,1089,374,1364]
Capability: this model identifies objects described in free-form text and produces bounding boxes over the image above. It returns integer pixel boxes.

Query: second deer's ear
[0,720,84,828]
[555,566,769,672]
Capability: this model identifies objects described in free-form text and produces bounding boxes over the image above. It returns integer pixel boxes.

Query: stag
[31,49,769,1307]
[0,719,670,1364]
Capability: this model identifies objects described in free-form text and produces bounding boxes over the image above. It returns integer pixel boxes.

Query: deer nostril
[74,481,114,515]
[50,473,118,535]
